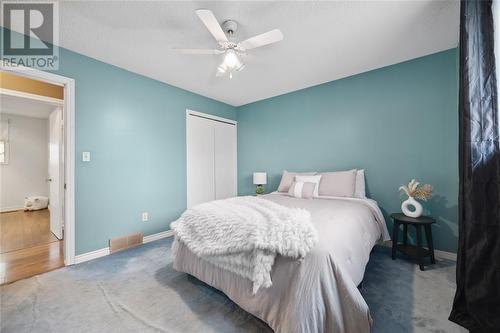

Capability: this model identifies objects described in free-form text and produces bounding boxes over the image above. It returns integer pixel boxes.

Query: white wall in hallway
[0,114,49,211]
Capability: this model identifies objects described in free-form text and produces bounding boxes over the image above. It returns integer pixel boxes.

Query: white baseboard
[74,229,174,264]
[382,241,457,261]
[434,249,457,261]
[1,206,24,213]
[74,247,110,264]
[143,230,174,243]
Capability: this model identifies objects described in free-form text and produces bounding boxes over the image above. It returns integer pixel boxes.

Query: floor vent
[109,232,144,253]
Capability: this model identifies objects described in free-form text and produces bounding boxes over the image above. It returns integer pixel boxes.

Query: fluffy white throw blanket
[171,196,318,293]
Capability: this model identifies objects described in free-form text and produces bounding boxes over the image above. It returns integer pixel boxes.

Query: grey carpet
[1,237,466,333]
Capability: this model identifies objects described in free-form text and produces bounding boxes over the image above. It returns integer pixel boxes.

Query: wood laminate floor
[0,209,58,253]
[0,209,64,284]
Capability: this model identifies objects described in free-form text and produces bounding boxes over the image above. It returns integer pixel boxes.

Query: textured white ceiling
[1,94,58,118]
[57,1,459,106]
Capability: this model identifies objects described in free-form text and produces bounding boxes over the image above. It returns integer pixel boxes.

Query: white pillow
[354,169,366,198]
[288,181,316,199]
[295,175,322,197]
[277,170,316,192]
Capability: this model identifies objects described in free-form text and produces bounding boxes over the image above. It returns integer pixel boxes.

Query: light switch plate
[142,212,149,222]
[82,152,91,162]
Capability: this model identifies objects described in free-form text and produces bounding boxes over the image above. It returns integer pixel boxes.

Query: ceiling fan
[175,9,284,79]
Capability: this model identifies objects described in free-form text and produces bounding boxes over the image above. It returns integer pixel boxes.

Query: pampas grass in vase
[399,179,433,218]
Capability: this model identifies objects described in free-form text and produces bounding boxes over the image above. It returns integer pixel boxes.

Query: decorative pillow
[317,169,357,197]
[288,181,316,199]
[354,169,366,199]
[295,175,322,197]
[277,170,316,192]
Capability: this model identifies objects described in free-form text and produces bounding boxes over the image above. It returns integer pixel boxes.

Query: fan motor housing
[222,20,238,36]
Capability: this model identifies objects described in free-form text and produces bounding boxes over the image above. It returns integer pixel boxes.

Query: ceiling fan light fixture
[217,49,245,78]
[217,64,226,75]
[177,10,283,79]
[224,49,241,68]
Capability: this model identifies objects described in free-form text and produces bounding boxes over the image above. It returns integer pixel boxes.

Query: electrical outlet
[142,212,149,222]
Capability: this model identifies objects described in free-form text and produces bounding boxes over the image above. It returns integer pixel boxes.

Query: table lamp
[253,172,267,195]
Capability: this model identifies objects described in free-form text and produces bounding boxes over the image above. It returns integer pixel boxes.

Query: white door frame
[186,109,237,126]
[1,64,76,265]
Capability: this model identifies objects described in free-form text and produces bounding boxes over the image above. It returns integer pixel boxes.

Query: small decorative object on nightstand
[391,213,436,271]
[253,172,267,195]
[399,179,433,218]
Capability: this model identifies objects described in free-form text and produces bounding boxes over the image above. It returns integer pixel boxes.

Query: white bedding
[269,192,390,284]
[171,196,318,293]
[173,193,391,332]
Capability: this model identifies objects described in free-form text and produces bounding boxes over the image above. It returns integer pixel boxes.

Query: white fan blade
[238,29,283,50]
[174,48,221,55]
[195,9,228,44]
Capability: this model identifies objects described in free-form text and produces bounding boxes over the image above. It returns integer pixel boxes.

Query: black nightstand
[390,213,436,271]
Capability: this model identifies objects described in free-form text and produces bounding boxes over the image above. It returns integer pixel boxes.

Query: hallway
[0,209,63,284]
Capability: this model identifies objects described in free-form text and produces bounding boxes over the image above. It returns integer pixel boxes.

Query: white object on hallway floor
[24,196,49,211]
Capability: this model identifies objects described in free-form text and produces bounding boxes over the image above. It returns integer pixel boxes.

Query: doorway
[0,70,72,284]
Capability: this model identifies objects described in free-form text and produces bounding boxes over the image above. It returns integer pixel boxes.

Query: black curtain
[449,0,500,332]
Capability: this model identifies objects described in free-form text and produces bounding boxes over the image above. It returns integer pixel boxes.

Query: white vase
[401,196,423,218]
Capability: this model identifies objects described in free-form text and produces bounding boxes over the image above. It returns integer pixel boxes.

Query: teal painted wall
[237,49,459,252]
[57,52,235,255]
[0,27,236,255]
[54,52,235,255]
[2,28,458,253]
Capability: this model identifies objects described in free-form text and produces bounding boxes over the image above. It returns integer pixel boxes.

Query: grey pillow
[278,170,316,192]
[288,181,316,199]
[318,169,357,197]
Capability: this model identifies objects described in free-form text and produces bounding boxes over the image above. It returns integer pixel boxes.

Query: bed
[172,192,390,333]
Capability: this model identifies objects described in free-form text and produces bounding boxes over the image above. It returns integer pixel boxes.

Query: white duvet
[173,193,391,332]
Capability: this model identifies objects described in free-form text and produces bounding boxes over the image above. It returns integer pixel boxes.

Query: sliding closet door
[187,115,215,208]
[187,111,237,208]
[214,121,237,200]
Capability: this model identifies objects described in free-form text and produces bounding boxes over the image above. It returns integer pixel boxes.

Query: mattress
[173,193,390,333]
